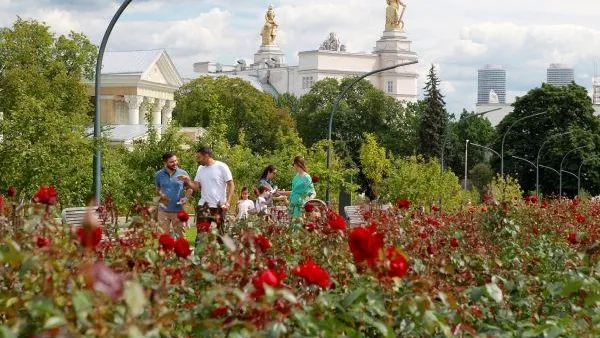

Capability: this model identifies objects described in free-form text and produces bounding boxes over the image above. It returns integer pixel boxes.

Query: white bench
[61,206,106,227]
[343,205,364,227]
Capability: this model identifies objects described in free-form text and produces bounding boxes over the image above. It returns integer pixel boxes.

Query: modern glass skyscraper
[477,65,506,104]
[547,64,574,87]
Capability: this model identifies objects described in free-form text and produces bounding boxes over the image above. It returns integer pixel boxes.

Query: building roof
[102,49,165,75]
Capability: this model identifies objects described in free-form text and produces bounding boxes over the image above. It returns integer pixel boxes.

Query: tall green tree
[419,65,448,160]
[172,76,298,154]
[0,18,97,206]
[492,83,600,196]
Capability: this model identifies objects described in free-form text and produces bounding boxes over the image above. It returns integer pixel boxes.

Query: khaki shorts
[158,210,186,238]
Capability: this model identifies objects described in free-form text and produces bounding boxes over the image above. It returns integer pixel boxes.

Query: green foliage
[490,174,524,203]
[419,65,448,160]
[493,83,600,196]
[380,155,469,209]
[0,18,97,206]
[359,133,390,183]
[173,76,298,154]
[470,162,495,195]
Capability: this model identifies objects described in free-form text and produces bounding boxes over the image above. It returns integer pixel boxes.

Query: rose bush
[0,187,599,337]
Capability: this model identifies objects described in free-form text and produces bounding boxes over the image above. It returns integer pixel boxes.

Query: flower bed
[1,192,599,337]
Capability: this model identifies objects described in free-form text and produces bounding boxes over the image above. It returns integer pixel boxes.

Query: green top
[289,172,316,218]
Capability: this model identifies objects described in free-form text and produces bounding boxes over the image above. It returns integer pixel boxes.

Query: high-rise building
[593,77,600,105]
[547,64,574,87]
[477,65,506,104]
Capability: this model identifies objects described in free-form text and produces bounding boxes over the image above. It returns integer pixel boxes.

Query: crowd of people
[154,147,317,238]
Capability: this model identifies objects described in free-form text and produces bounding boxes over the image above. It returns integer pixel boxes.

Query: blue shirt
[155,167,189,212]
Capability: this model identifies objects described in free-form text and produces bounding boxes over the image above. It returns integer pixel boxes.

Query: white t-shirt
[194,160,233,208]
[236,199,255,219]
[256,196,268,213]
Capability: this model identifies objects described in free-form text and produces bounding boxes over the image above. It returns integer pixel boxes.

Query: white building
[193,4,419,102]
[547,63,574,87]
[477,64,506,104]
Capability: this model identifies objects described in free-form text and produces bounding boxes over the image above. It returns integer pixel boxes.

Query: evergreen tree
[419,65,448,160]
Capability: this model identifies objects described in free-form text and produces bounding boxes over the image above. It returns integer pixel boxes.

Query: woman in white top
[236,187,255,219]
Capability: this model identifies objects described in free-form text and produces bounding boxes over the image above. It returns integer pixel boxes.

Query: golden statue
[260,5,278,45]
[385,0,406,31]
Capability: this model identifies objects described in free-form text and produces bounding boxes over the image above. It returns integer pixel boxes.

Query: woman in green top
[289,156,316,218]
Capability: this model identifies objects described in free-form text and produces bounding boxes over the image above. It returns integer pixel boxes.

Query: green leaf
[468,287,484,302]
[372,321,390,337]
[561,279,583,297]
[124,281,147,318]
[43,316,66,329]
[545,327,564,338]
[343,288,366,308]
[485,283,503,303]
[0,326,17,338]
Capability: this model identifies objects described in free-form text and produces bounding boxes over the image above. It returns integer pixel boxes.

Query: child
[255,185,270,214]
[236,187,255,219]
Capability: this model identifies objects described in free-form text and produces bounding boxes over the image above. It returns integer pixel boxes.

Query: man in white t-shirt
[178,146,234,235]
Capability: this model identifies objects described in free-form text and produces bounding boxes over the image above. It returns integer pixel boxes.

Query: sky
[2,0,600,113]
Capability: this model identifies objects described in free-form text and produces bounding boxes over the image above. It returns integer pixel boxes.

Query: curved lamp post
[500,112,547,176]
[559,145,590,196]
[535,131,573,196]
[325,60,418,205]
[511,155,536,171]
[577,155,600,195]
[469,142,501,158]
[93,0,134,204]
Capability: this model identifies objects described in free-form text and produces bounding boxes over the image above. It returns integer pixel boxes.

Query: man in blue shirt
[155,152,192,238]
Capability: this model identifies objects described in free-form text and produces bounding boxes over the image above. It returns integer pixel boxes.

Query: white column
[123,95,144,125]
[152,98,165,125]
[162,100,176,125]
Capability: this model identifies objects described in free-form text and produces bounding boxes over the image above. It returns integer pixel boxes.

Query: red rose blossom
[450,238,459,247]
[292,258,331,288]
[540,200,548,208]
[326,210,346,230]
[197,221,211,232]
[174,238,191,258]
[348,225,384,265]
[36,237,50,248]
[567,232,578,244]
[76,226,103,248]
[575,213,585,223]
[432,205,440,212]
[159,234,175,251]
[385,246,409,278]
[7,185,16,198]
[304,203,315,213]
[210,307,228,318]
[0,194,4,215]
[524,194,539,204]
[311,175,319,183]
[396,198,410,209]
[251,268,285,298]
[177,210,190,222]
[32,185,58,205]
[254,234,272,252]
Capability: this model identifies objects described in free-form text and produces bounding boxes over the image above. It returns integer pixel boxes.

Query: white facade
[478,65,506,104]
[547,63,574,87]
[193,30,419,102]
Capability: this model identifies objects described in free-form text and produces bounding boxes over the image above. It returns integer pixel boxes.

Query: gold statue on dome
[385,0,406,32]
[260,5,278,45]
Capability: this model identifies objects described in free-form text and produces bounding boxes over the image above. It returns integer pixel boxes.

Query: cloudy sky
[2,0,600,113]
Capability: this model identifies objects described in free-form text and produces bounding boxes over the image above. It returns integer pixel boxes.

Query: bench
[343,205,364,227]
[61,206,107,227]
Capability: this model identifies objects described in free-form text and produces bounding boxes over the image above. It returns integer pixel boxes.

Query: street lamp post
[559,145,590,196]
[464,139,469,190]
[577,155,600,195]
[93,0,134,204]
[326,60,418,205]
[536,131,573,196]
[500,112,547,176]
[469,142,501,158]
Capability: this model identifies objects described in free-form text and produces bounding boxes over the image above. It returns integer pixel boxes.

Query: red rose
[326,210,346,230]
[36,237,50,248]
[174,238,191,258]
[159,234,175,251]
[396,198,410,209]
[311,175,320,183]
[197,221,211,232]
[432,205,440,212]
[540,200,548,209]
[177,210,190,222]
[210,307,228,318]
[7,185,16,198]
[450,238,459,247]
[32,185,58,205]
[304,203,315,213]
[170,268,184,284]
[524,194,538,204]
[418,231,428,239]
[575,213,585,223]
[251,268,285,298]
[568,232,578,244]
[386,246,409,278]
[0,194,4,215]
[292,258,331,288]
[76,226,103,248]
[254,234,272,252]
[304,222,316,232]
[348,225,384,265]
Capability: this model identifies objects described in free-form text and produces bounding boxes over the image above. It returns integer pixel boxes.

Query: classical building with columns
[193,2,419,101]
[85,49,183,146]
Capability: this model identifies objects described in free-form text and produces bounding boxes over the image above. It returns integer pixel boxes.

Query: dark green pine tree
[419,64,448,160]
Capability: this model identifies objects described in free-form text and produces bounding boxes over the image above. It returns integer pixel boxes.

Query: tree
[445,109,497,176]
[419,65,448,160]
[0,18,98,206]
[492,83,600,196]
[172,76,298,154]
[470,163,494,195]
